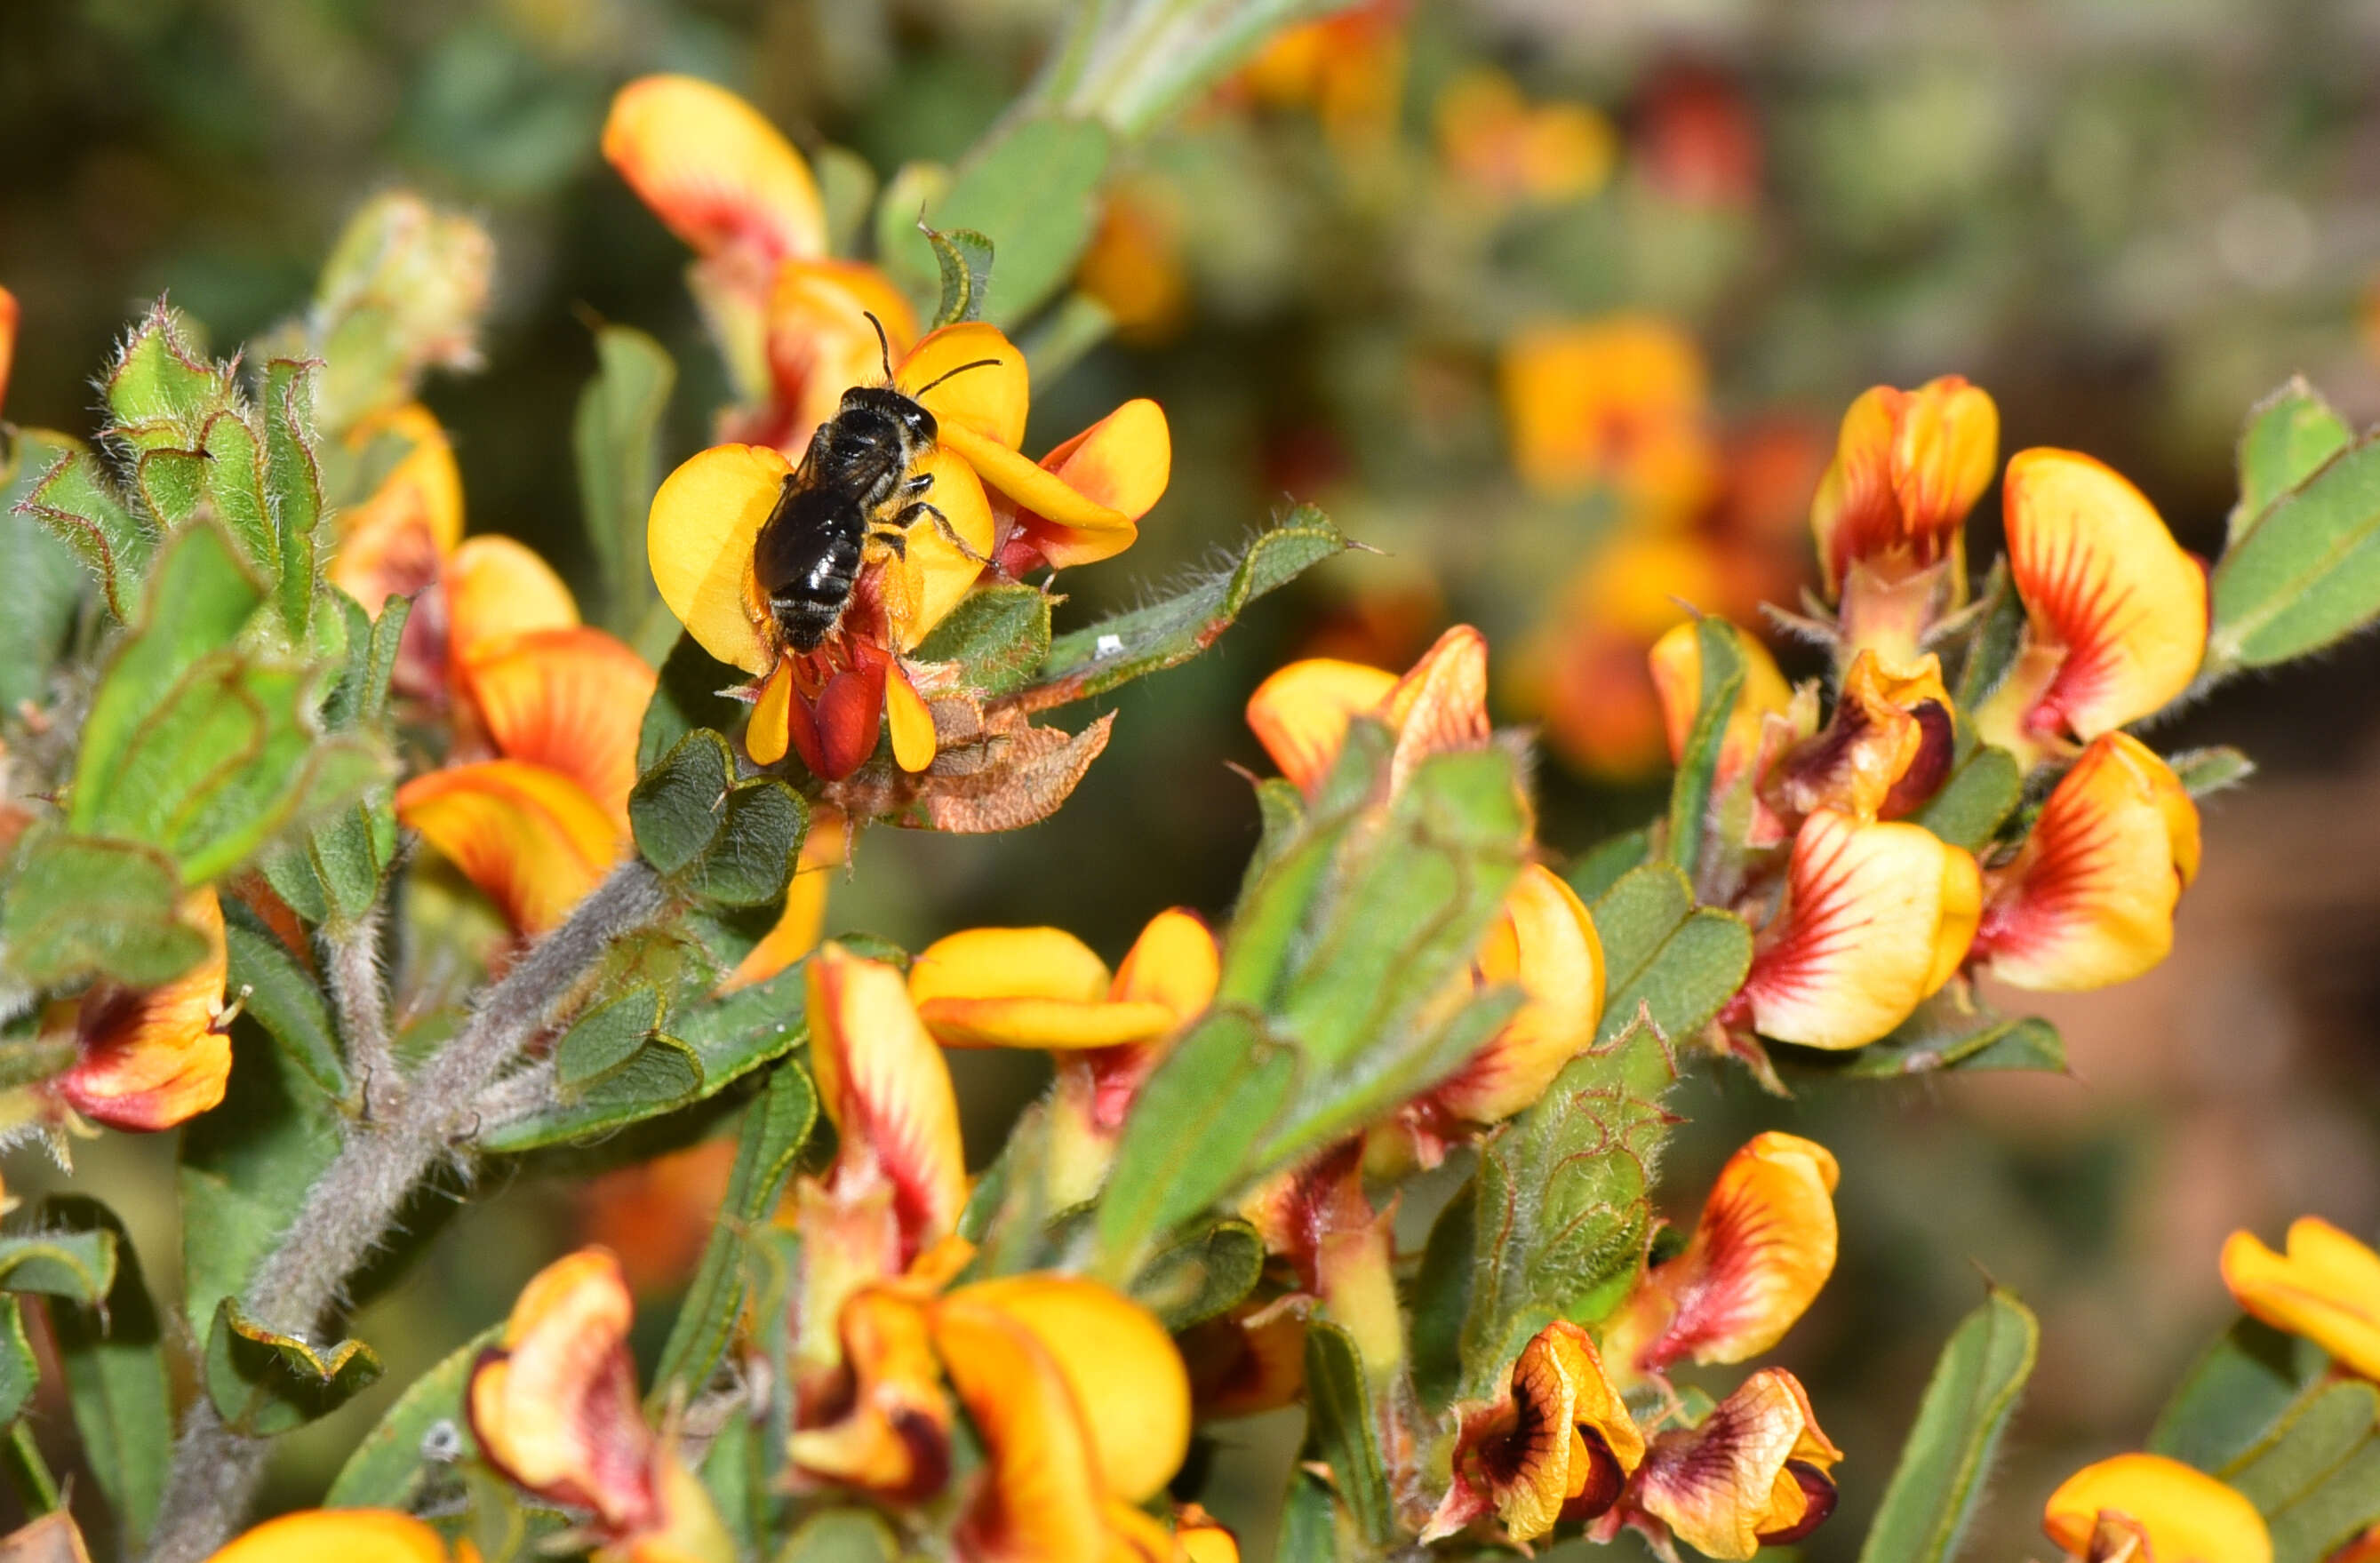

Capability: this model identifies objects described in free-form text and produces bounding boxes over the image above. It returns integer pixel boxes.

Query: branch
[144,860,670,1563]
[320,906,398,1118]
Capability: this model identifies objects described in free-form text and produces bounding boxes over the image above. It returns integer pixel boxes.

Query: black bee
[753,319,999,654]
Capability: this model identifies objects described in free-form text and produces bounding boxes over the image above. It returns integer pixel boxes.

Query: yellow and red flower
[40,887,229,1132]
[0,283,18,418]
[1499,316,1719,525]
[1434,68,1617,209]
[1730,809,1981,1050]
[1810,378,1998,662]
[203,1510,462,1563]
[1600,1133,1840,1385]
[327,403,465,614]
[1618,1368,1842,1559]
[1243,623,1492,800]
[1423,1320,1647,1544]
[1977,450,2208,769]
[1226,0,1409,156]
[2042,1453,2270,1563]
[1761,650,1955,827]
[1970,733,2200,992]
[2219,1216,2380,1382]
[647,323,1170,782]
[1647,618,1800,817]
[467,1248,733,1563]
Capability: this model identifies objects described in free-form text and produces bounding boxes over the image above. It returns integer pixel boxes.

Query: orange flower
[1229,0,1409,156]
[1077,179,1191,347]
[1424,1321,1647,1544]
[1500,316,1718,524]
[1435,68,1617,207]
[1733,809,1981,1050]
[1810,378,1998,660]
[1762,650,1954,826]
[648,323,1169,781]
[1600,1133,1839,1384]
[468,1248,732,1563]
[203,1510,459,1563]
[0,283,18,419]
[44,888,229,1132]
[2042,1454,2270,1563]
[603,75,825,275]
[1647,618,1799,806]
[1625,1368,1842,1559]
[329,403,464,613]
[1971,733,2200,991]
[930,1275,1193,1563]
[577,1138,739,1295]
[787,1247,970,1499]
[756,260,920,453]
[1978,450,2208,768]
[2219,1217,2380,1381]
[806,944,970,1261]
[1244,624,1491,798]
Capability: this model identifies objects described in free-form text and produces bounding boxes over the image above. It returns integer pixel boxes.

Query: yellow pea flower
[1600,1133,1840,1384]
[203,1510,463,1563]
[41,888,228,1132]
[329,403,464,613]
[1647,618,1799,810]
[2042,1453,2270,1563]
[1498,316,1719,524]
[2220,1216,2380,1381]
[602,75,826,278]
[1733,809,1981,1050]
[1624,1368,1842,1559]
[1423,1321,1646,1544]
[1977,449,2208,768]
[1971,733,2200,991]
[1763,650,1956,826]
[1244,623,1491,798]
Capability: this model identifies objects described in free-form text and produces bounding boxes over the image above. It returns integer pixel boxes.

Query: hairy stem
[322,906,398,1118]
[145,861,669,1563]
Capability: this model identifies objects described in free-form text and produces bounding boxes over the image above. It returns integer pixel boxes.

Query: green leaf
[2223,1379,2377,1512]
[2232,377,2352,546]
[196,408,276,580]
[107,303,233,446]
[0,433,94,708]
[650,1065,818,1404]
[1302,1321,1395,1548]
[640,634,749,775]
[259,358,326,637]
[815,145,880,257]
[1,828,206,987]
[630,730,809,905]
[2209,435,2380,673]
[911,583,1052,698]
[1914,744,2022,850]
[903,117,1113,328]
[0,1301,34,1426]
[205,1296,383,1436]
[180,1023,345,1337]
[1567,827,1651,905]
[1020,506,1352,708]
[0,1231,116,1304]
[17,444,152,621]
[476,963,809,1152]
[2150,1316,2326,1472]
[2265,1438,2380,1563]
[1591,863,1754,1068]
[1828,994,2065,1079]
[1857,1289,2039,1563]
[1410,1180,1476,1412]
[1278,1469,1353,1563]
[2171,746,2256,798]
[40,1197,172,1551]
[874,161,954,305]
[926,226,996,328]
[223,917,349,1099]
[1665,617,1745,880]
[1130,1217,1265,1330]
[574,324,675,634]
[1017,292,1115,387]
[779,1509,901,1563]
[324,1324,499,1510]
[555,986,666,1092]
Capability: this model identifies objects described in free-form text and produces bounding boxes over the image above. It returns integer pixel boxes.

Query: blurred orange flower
[1228,0,1408,156]
[1500,315,1717,522]
[1435,68,1617,208]
[2220,1216,2380,1381]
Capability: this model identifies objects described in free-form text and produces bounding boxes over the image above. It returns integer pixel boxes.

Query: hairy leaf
[2150,1316,2326,1472]
[2232,377,2352,546]
[1857,1289,2039,1563]
[911,582,1052,698]
[1303,1321,1396,1548]
[1,828,206,987]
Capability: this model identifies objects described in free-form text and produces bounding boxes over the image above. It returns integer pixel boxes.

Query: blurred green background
[9,0,2380,1557]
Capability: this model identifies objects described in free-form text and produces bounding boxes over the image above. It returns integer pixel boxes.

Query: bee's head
[839,385,938,449]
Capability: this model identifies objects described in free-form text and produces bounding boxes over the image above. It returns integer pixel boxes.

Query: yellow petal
[2001,449,2208,742]
[470,1248,661,1533]
[1742,810,1981,1049]
[1010,399,1174,570]
[884,662,938,773]
[1245,658,1399,796]
[897,323,1029,450]
[602,76,824,264]
[1891,376,1998,555]
[722,811,843,993]
[1633,1368,1842,1560]
[1974,733,2200,991]
[909,927,1178,1050]
[1602,1132,1840,1380]
[2043,1454,2271,1563]
[941,1274,1192,1505]
[2221,1218,2380,1382]
[445,536,579,666]
[807,944,969,1252]
[787,1285,953,1497]
[886,447,994,651]
[204,1511,452,1563]
[459,626,657,827]
[648,443,791,676]
[767,259,920,448]
[1174,1506,1240,1563]
[1426,865,1605,1127]
[331,403,463,610]
[1110,908,1221,1022]
[1647,620,1793,771]
[930,1290,1117,1563]
[1382,625,1492,788]
[0,285,15,417]
[747,658,794,767]
[396,760,622,934]
[1810,386,1906,599]
[53,889,228,1132]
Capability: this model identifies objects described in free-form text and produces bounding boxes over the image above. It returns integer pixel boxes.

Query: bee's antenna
[864,311,894,382]
[910,357,1003,398]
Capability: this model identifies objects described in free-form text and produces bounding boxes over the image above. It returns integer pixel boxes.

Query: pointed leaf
[1665,617,1745,878]
[2232,378,2352,545]
[574,324,675,634]
[911,582,1051,698]
[16,444,151,622]
[204,1296,382,1436]
[1303,1320,1395,1548]
[1857,1289,2039,1563]
[222,915,348,1099]
[2150,1316,2327,1472]
[40,1197,171,1552]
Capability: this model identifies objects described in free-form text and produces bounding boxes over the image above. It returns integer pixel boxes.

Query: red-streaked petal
[1889,375,1997,556]
[786,1285,953,1499]
[602,76,824,265]
[53,889,228,1132]
[1741,810,1981,1049]
[1809,386,1905,599]
[1973,732,2200,992]
[1244,658,1400,795]
[445,535,579,666]
[330,403,462,611]
[396,761,622,934]
[2042,1454,2271,1563]
[767,259,920,451]
[1426,1320,1644,1544]
[459,627,656,827]
[929,1291,1117,1563]
[1383,624,1492,787]
[1632,1368,1841,1561]
[2002,448,2207,742]
[806,945,969,1255]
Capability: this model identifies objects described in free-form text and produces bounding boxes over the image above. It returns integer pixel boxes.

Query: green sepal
[911,582,1052,698]
[2150,1316,2326,1472]
[204,1296,383,1436]
[222,911,349,1099]
[1663,616,1745,883]
[1913,742,2021,850]
[1820,991,2065,1079]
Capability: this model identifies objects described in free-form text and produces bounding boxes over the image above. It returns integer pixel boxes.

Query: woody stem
[144,861,671,1563]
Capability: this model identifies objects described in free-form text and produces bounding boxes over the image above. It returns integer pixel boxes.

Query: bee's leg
[867,525,910,562]
[889,501,992,565]
[900,469,934,497]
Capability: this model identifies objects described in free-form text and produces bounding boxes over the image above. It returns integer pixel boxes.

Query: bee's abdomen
[771,530,864,652]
